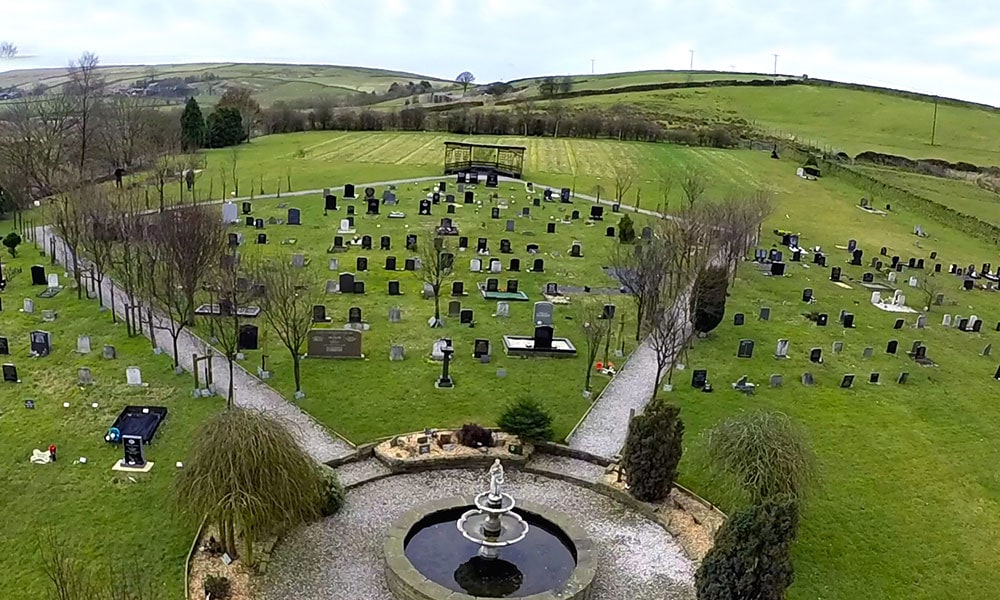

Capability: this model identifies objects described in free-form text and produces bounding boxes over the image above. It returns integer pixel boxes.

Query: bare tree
[456,71,476,95]
[0,95,78,199]
[547,102,568,137]
[111,192,148,336]
[229,146,240,198]
[206,251,251,407]
[414,236,455,327]
[150,154,182,211]
[77,187,117,307]
[39,529,93,600]
[657,169,674,213]
[251,256,321,395]
[917,273,946,311]
[217,85,261,141]
[681,170,707,208]
[156,205,226,326]
[0,42,17,59]
[610,236,667,342]
[66,51,105,174]
[613,162,636,203]
[579,298,612,392]
[51,190,86,299]
[95,95,159,172]
[717,190,772,285]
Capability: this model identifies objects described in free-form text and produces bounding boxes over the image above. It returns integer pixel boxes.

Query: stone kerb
[384,496,595,600]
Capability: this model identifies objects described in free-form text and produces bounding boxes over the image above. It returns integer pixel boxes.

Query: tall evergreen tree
[180,97,206,151]
[206,106,247,148]
[621,401,684,502]
[691,266,729,335]
[696,499,800,600]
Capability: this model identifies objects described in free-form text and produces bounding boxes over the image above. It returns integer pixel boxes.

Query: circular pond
[404,505,577,597]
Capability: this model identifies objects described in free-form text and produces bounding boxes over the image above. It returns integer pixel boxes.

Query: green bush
[204,574,231,599]
[621,401,684,502]
[617,214,636,243]
[317,465,346,517]
[696,499,799,600]
[3,231,21,257]
[457,423,494,448]
[498,398,553,442]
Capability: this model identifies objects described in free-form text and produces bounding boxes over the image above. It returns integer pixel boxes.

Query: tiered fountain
[384,460,596,599]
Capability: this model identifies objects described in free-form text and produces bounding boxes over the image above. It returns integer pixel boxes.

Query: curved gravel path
[259,469,695,600]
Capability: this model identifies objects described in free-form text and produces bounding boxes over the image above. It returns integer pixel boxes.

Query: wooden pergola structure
[443,141,526,178]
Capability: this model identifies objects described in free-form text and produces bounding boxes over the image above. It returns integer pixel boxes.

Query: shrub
[703,127,736,148]
[2,231,20,257]
[704,410,815,505]
[457,423,494,448]
[691,266,729,335]
[204,575,231,599]
[498,399,553,442]
[663,128,699,146]
[695,499,799,600]
[317,465,345,517]
[617,214,636,243]
[621,401,684,502]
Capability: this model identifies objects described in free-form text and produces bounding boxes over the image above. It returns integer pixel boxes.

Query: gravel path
[259,469,695,600]
[334,457,392,488]
[528,453,608,484]
[37,227,353,464]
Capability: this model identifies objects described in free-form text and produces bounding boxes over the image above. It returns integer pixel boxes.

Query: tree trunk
[96,275,104,305]
[434,292,441,323]
[225,515,237,558]
[172,334,180,368]
[293,354,302,393]
[585,365,592,391]
[227,357,235,409]
[146,307,156,348]
[635,303,644,341]
[110,284,117,323]
[72,252,82,299]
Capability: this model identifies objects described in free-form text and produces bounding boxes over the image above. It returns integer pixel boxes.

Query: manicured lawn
[666,165,1000,599]
[554,85,1000,165]
[0,245,224,596]
[198,178,647,443]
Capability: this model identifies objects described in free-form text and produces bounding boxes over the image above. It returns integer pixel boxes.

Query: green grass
[510,70,780,94]
[196,179,646,443]
[0,245,223,596]
[664,161,1000,599]
[856,166,1000,227]
[552,84,1000,166]
[0,62,456,107]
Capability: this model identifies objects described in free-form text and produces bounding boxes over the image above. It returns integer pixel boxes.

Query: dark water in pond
[404,507,577,598]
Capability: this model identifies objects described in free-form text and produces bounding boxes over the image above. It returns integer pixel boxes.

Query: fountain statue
[457,459,529,559]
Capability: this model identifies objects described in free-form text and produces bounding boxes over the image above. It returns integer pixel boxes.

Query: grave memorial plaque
[691,369,708,389]
[737,339,755,359]
[287,208,301,225]
[121,434,146,468]
[533,301,554,326]
[734,313,745,326]
[31,265,46,286]
[238,324,259,350]
[0,337,8,355]
[307,329,363,358]
[30,331,51,357]
[3,363,18,383]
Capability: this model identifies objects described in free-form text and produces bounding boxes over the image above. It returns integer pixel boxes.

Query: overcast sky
[2,0,998,105]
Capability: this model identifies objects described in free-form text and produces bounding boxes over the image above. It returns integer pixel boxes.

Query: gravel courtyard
[259,469,695,600]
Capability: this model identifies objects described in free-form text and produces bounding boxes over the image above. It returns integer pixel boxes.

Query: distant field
[856,166,1000,226]
[0,63,457,106]
[549,85,1000,166]
[511,70,779,94]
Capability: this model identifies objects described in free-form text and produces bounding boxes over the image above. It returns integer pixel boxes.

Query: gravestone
[356,256,368,272]
[916,314,926,329]
[407,234,418,251]
[841,374,855,389]
[547,223,556,234]
[473,339,491,360]
[737,339,754,359]
[507,279,519,294]
[31,265,46,286]
[809,348,822,363]
[348,306,363,324]
[419,199,432,216]
[287,208,301,225]
[238,324,259,350]
[801,372,814,386]
[389,344,405,361]
[103,344,116,360]
[0,337,7,355]
[30,331,51,357]
[452,281,466,296]
[470,258,482,272]
[843,313,855,328]
[534,325,554,349]
[770,374,783,388]
[734,313,745,326]
[886,340,898,354]
[830,266,841,282]
[448,300,462,318]
[385,256,397,271]
[2,363,18,383]
[942,314,952,327]
[361,235,373,250]
[775,339,789,358]
[590,206,604,220]
[500,239,512,254]
[486,278,499,293]
[898,372,909,384]
[460,309,474,325]
[257,233,268,245]
[389,306,402,323]
[325,195,337,211]
[388,280,401,296]
[532,258,544,273]
[344,183,356,198]
[833,341,844,353]
[405,258,416,271]
[312,304,329,323]
[339,272,355,294]
[495,301,510,318]
[465,190,475,203]
[307,329,363,358]
[606,227,616,237]
[570,242,583,258]
[126,366,143,386]
[381,235,392,251]
[691,369,708,389]
[802,288,813,303]
[533,301,554,326]
[759,307,770,321]
[76,335,91,354]
[353,281,365,294]
[509,258,521,272]
[492,207,501,219]
[221,202,238,223]
[863,346,874,359]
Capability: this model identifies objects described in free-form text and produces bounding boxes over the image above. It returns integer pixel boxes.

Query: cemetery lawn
[668,165,1000,599]
[198,179,644,443]
[0,248,223,596]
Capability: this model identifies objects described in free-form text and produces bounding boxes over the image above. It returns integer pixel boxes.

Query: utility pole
[772,54,779,75]
[930,98,939,146]
[590,58,595,74]
[689,50,694,70]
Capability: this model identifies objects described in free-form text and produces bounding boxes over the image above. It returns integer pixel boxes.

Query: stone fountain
[457,459,529,559]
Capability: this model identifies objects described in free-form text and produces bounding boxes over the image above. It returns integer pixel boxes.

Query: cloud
[0,0,998,105]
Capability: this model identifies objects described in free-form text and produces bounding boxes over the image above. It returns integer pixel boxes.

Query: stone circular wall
[384,496,596,600]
